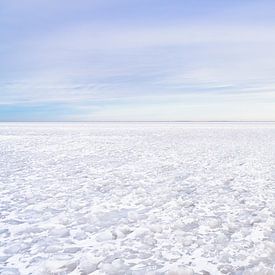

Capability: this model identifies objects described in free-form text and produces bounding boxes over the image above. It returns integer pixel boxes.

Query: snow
[0,122,275,274]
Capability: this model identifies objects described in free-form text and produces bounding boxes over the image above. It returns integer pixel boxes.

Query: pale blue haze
[1,0,275,121]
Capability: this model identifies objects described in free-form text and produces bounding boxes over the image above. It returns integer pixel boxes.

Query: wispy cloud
[1,0,275,120]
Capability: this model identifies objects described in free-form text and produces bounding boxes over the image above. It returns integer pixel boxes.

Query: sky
[1,0,275,121]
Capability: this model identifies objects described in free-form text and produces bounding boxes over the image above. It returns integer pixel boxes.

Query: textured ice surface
[0,122,275,274]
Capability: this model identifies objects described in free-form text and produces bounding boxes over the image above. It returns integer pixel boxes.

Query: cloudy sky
[1,0,275,121]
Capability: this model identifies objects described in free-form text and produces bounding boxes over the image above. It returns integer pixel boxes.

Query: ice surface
[0,122,275,274]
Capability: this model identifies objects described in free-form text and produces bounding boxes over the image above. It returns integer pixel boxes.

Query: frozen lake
[0,122,275,274]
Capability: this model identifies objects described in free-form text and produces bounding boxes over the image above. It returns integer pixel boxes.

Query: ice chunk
[243,265,275,275]
[44,245,62,253]
[111,259,127,271]
[130,227,150,238]
[63,246,81,253]
[127,211,139,222]
[206,217,221,229]
[96,230,114,242]
[0,268,20,275]
[79,254,103,274]
[4,243,30,255]
[166,266,194,275]
[162,251,181,261]
[113,228,126,239]
[148,224,162,233]
[49,227,70,238]
[43,259,78,274]
[99,259,127,274]
[119,225,134,235]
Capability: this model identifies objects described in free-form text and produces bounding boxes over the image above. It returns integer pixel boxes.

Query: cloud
[1,0,275,120]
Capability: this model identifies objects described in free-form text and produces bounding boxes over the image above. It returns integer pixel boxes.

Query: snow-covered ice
[0,122,275,274]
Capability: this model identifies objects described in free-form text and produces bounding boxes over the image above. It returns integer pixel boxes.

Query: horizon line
[0,120,275,123]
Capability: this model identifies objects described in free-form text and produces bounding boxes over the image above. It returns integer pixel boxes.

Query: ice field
[0,122,275,275]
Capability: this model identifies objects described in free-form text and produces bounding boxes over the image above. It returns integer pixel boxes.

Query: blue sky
[1,0,275,121]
